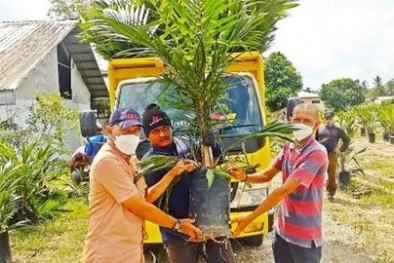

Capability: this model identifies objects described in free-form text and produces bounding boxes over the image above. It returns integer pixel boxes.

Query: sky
[1,0,394,91]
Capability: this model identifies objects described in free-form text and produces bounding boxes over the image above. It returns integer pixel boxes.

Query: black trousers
[166,238,235,263]
[272,233,322,263]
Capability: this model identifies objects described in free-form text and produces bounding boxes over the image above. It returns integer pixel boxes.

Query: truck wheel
[241,235,263,247]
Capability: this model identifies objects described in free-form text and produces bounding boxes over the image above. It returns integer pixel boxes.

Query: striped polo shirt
[273,136,328,248]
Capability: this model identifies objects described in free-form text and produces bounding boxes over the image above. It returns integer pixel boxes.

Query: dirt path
[145,201,376,263]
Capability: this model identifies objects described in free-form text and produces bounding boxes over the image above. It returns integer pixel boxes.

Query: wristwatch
[172,219,181,231]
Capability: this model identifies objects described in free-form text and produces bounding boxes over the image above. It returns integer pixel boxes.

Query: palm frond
[224,121,295,152]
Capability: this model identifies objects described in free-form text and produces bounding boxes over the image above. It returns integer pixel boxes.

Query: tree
[385,78,394,96]
[78,0,298,167]
[48,0,93,20]
[264,51,302,112]
[373,75,385,96]
[319,78,365,111]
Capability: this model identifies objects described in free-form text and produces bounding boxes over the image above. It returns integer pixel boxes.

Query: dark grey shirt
[316,124,350,152]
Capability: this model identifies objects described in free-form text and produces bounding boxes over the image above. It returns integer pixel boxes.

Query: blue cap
[109,107,143,129]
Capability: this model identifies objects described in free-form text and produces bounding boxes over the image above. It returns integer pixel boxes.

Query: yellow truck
[107,51,274,246]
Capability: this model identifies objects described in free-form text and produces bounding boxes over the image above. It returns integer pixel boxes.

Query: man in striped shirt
[229,103,328,263]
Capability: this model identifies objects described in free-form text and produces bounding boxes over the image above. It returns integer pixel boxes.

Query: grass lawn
[10,197,88,263]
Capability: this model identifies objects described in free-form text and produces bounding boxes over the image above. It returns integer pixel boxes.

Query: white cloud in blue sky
[1,0,394,91]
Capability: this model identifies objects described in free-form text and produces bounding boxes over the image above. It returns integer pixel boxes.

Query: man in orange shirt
[83,107,201,263]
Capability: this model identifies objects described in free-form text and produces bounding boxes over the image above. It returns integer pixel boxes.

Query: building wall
[0,46,93,155]
[15,48,59,99]
[71,57,91,105]
[300,97,325,110]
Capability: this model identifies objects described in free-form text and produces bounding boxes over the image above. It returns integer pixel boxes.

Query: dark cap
[324,110,334,118]
[109,107,143,129]
[142,104,172,136]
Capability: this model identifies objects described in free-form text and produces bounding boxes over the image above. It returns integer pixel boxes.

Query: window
[117,75,263,138]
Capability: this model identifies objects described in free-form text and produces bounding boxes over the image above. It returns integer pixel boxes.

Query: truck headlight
[238,188,268,208]
[230,186,268,209]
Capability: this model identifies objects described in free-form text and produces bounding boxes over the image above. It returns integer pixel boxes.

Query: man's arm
[232,176,300,237]
[145,160,196,203]
[123,194,201,238]
[229,165,280,184]
[339,128,350,152]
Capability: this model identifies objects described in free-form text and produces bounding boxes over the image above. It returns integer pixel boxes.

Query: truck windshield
[117,74,263,138]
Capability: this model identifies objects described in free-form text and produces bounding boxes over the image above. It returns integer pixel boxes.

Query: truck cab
[108,52,274,245]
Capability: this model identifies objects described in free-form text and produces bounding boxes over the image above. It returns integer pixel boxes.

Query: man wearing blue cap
[83,107,201,263]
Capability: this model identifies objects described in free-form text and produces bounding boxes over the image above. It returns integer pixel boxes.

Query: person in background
[229,103,328,263]
[83,107,201,263]
[69,146,89,174]
[85,122,108,163]
[142,104,236,263]
[315,110,350,201]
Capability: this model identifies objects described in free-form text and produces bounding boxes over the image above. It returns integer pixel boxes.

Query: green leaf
[206,168,215,189]
[212,168,231,179]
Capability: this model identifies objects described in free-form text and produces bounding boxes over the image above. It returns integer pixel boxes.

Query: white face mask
[293,123,314,141]
[114,134,140,155]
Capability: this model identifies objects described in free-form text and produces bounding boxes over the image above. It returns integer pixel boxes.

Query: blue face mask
[114,134,140,155]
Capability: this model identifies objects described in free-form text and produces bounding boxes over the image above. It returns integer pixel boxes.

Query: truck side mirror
[286,97,303,121]
[79,110,98,138]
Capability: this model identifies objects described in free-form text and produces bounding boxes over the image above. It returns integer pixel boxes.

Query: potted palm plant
[338,141,368,190]
[356,104,379,143]
[78,0,298,238]
[378,104,394,143]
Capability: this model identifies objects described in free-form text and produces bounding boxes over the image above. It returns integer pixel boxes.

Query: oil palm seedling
[78,0,299,238]
[355,104,380,143]
[335,108,360,138]
[338,140,368,189]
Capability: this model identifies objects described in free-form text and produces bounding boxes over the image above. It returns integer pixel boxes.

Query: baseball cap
[323,110,334,118]
[109,107,143,129]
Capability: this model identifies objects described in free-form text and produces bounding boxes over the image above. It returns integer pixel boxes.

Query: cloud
[265,0,394,90]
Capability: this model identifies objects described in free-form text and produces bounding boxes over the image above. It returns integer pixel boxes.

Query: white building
[0,21,108,150]
[297,91,325,110]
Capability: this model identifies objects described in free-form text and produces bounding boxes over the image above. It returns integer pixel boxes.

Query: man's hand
[227,164,247,181]
[177,219,202,239]
[231,216,250,238]
[170,159,197,177]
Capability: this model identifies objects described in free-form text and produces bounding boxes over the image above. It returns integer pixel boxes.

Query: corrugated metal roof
[0,21,108,107]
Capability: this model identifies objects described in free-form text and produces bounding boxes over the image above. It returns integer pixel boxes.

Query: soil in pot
[360,128,366,136]
[368,133,376,143]
[189,168,231,239]
[339,171,351,190]
[383,132,391,141]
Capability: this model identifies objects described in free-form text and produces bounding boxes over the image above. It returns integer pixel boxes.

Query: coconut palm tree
[79,0,298,168]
